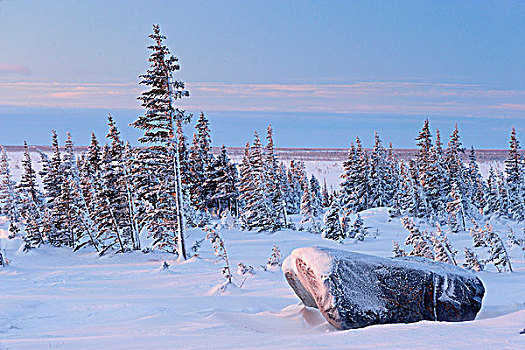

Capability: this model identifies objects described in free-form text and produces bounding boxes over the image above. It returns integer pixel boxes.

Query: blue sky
[0,0,523,148]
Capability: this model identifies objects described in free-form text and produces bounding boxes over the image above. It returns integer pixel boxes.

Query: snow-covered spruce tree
[100,114,136,251]
[174,119,191,187]
[496,171,510,216]
[205,227,232,288]
[445,125,472,214]
[322,177,330,207]
[0,146,21,233]
[266,244,282,269]
[65,160,101,253]
[264,125,287,227]
[49,133,96,249]
[369,132,394,208]
[17,142,46,248]
[189,112,214,211]
[285,160,307,214]
[414,120,448,222]
[237,142,253,222]
[431,224,457,265]
[506,228,525,248]
[396,161,417,216]
[36,150,60,244]
[504,127,524,221]
[238,133,274,231]
[78,133,102,221]
[340,137,370,213]
[401,217,434,259]
[204,145,238,215]
[40,131,63,213]
[248,132,274,230]
[447,183,467,232]
[20,197,44,250]
[392,241,407,257]
[322,197,345,242]
[463,247,483,272]
[483,167,499,216]
[309,175,323,218]
[349,213,366,240]
[17,141,40,209]
[484,223,513,273]
[339,142,356,211]
[386,142,401,208]
[131,24,191,258]
[415,119,433,176]
[469,219,487,247]
[300,181,314,223]
[467,147,486,212]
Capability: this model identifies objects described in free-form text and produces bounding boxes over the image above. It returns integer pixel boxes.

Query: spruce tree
[300,181,314,223]
[484,223,513,272]
[431,224,457,265]
[0,146,21,230]
[102,115,135,250]
[349,213,366,240]
[322,177,330,207]
[463,247,483,271]
[467,147,486,211]
[309,174,323,218]
[131,24,191,258]
[264,125,286,227]
[504,127,524,220]
[204,145,238,214]
[392,241,407,257]
[483,167,499,215]
[447,183,466,232]
[322,197,345,242]
[40,130,63,210]
[189,112,214,211]
[369,132,392,207]
[238,133,274,231]
[340,137,370,213]
[18,141,40,206]
[402,217,434,259]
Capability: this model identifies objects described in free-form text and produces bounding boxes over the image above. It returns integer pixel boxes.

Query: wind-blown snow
[1,209,524,349]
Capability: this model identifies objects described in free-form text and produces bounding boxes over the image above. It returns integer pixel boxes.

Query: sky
[0,0,524,148]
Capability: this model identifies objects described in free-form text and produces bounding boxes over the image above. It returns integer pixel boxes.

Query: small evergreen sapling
[322,198,345,242]
[431,224,457,265]
[402,217,434,259]
[506,228,524,248]
[392,241,407,257]
[469,219,487,247]
[349,214,366,240]
[237,262,254,275]
[205,227,232,285]
[266,244,282,270]
[484,224,513,273]
[463,247,484,272]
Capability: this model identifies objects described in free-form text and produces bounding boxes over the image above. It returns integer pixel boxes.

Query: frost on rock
[282,246,485,330]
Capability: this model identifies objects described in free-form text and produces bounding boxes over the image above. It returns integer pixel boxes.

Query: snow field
[1,209,524,349]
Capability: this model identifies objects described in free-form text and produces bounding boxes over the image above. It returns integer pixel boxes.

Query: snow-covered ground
[1,210,523,349]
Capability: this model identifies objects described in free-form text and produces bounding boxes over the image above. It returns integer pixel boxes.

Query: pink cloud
[0,63,30,75]
[0,80,524,120]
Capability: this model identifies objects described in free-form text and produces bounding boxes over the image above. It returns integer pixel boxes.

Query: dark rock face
[283,247,485,330]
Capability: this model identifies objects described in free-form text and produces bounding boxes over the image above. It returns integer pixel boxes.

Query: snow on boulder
[283,246,485,330]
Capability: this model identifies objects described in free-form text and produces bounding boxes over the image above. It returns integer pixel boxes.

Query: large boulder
[283,247,485,330]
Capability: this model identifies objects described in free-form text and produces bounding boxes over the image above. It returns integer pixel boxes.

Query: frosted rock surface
[283,247,485,330]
